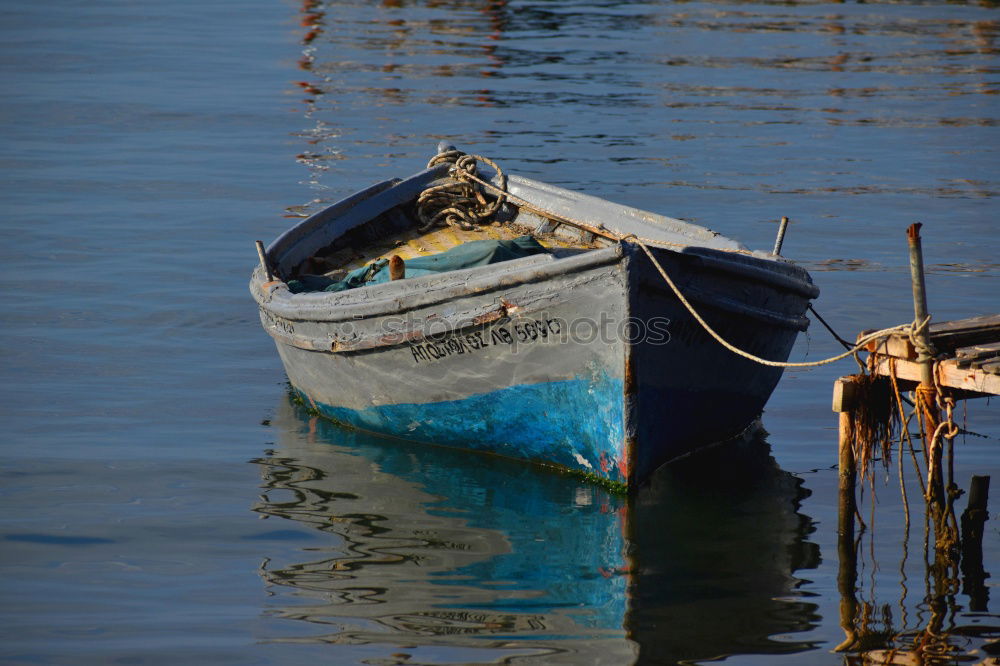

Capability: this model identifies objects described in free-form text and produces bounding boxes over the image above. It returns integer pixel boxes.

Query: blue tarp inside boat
[288,235,550,293]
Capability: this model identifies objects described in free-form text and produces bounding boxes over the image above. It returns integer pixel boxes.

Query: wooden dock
[832,226,998,529]
[832,313,999,546]
[863,314,1000,397]
[830,224,996,655]
[833,316,998,654]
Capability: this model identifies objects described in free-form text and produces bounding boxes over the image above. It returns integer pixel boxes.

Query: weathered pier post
[832,376,860,651]
[960,475,991,611]
[906,223,934,391]
[833,377,859,541]
[906,223,943,506]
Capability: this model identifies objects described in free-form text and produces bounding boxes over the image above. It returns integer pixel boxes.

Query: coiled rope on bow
[416,150,508,231]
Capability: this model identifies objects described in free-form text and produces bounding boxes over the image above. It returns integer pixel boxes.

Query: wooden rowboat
[251,145,819,489]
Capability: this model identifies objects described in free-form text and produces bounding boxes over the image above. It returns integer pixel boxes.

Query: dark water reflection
[251,397,819,663]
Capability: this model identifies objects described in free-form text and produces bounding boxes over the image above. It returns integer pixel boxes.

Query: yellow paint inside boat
[339,223,583,272]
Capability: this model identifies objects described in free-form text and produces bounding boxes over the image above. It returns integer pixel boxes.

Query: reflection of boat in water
[625,441,821,663]
[250,395,819,663]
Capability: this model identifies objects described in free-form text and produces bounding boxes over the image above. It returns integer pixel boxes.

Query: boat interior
[272,148,765,294]
[289,196,605,285]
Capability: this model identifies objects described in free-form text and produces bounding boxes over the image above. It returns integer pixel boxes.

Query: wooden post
[906,223,934,387]
[907,223,942,506]
[832,376,859,651]
[837,411,856,539]
[960,475,990,612]
[833,377,859,541]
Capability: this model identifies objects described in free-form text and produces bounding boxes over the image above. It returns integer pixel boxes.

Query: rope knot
[417,149,507,231]
[906,314,936,360]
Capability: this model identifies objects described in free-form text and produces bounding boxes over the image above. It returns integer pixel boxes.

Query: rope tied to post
[416,149,508,231]
[631,238,929,368]
[908,314,936,360]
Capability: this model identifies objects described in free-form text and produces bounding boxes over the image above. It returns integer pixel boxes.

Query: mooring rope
[631,238,921,368]
[807,303,855,351]
[427,148,922,369]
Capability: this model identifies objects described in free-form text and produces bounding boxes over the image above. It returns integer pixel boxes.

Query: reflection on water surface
[250,397,820,663]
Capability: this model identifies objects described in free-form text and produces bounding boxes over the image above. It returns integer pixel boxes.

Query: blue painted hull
[273,252,634,483]
[300,374,627,483]
[271,241,805,487]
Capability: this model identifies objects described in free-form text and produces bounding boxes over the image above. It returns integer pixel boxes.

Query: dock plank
[980,360,1000,376]
[928,314,1000,354]
[870,356,1000,396]
[863,313,1000,361]
[955,341,1000,369]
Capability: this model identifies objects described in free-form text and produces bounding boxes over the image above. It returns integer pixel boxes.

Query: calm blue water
[1,0,997,663]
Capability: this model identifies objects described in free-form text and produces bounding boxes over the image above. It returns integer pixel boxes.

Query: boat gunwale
[253,244,625,323]
[267,163,451,277]
[495,174,819,297]
[253,155,819,336]
[676,247,820,300]
[263,157,815,283]
[255,246,811,360]
[490,172,818,297]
